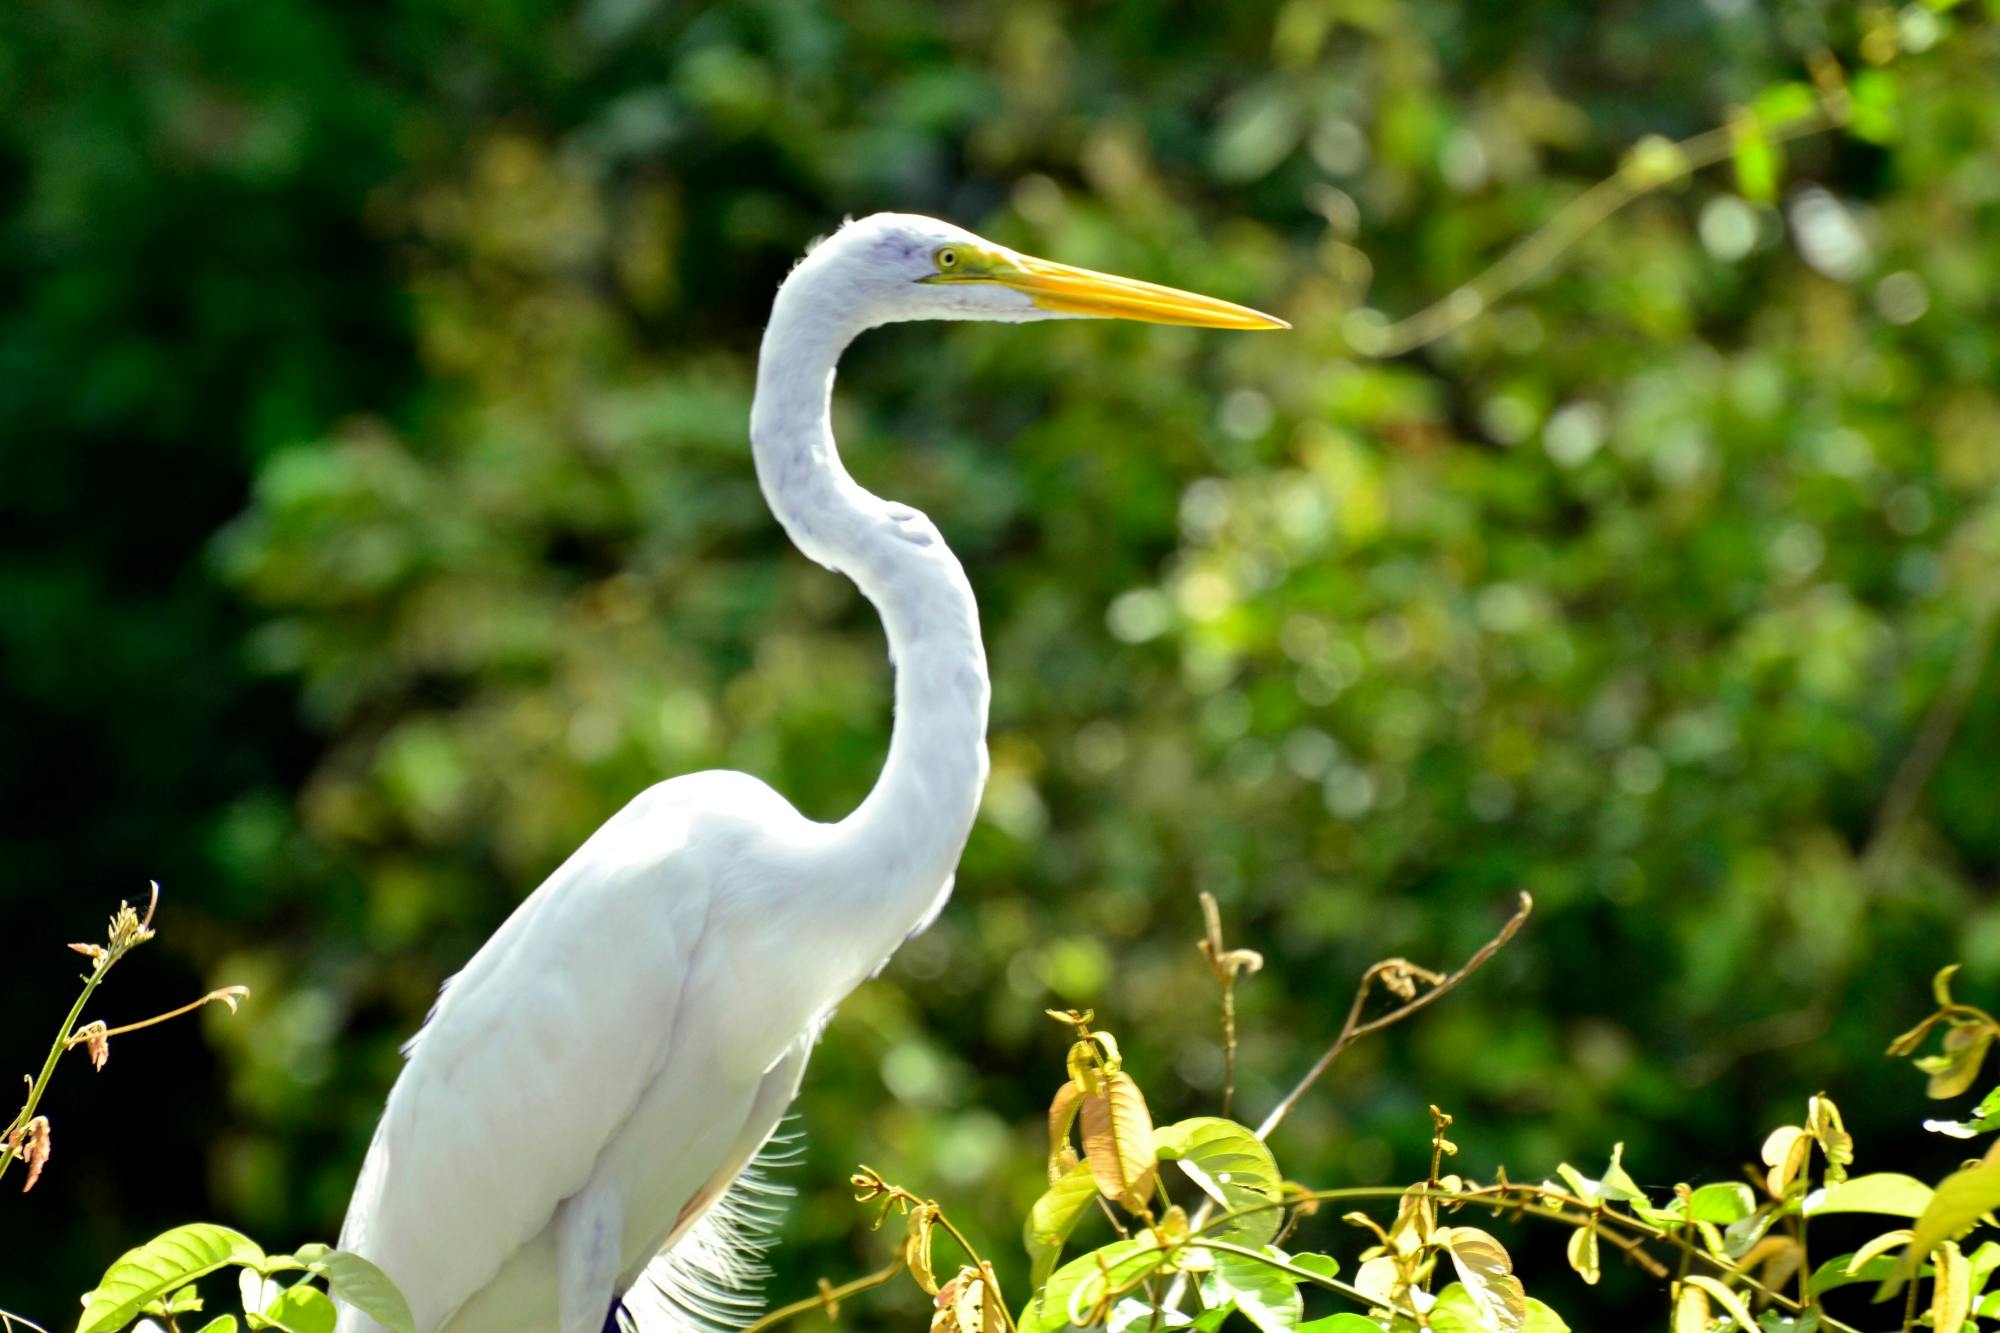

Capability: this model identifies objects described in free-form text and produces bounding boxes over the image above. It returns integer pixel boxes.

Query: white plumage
[334,214,1283,1333]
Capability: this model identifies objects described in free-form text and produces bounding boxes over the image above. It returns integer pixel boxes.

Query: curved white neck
[748,274,991,952]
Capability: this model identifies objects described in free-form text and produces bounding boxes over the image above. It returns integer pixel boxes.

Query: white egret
[334,213,1284,1333]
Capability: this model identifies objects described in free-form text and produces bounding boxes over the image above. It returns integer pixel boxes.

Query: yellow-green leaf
[1685,1182,1756,1224]
[1682,1275,1755,1332]
[1079,1071,1158,1209]
[78,1224,266,1333]
[1807,1172,1934,1219]
[1201,1246,1301,1333]
[1890,1155,2000,1293]
[1807,1093,1853,1182]
[1049,1081,1084,1182]
[1022,1239,1169,1333]
[1429,1283,1567,1333]
[318,1251,416,1333]
[908,1203,940,1295]
[1934,1240,1971,1333]
[1670,1281,1707,1333]
[1852,1230,1916,1271]
[1521,1299,1569,1333]
[1025,1162,1101,1288]
[1437,1227,1526,1333]
[1155,1118,1284,1246]
[255,1284,335,1333]
[1565,1225,1600,1286]
[1922,1025,1994,1099]
[1761,1125,1810,1197]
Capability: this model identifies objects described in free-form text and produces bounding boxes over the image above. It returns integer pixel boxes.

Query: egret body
[334,214,1283,1333]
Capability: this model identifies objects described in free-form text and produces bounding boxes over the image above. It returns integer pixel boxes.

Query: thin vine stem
[1351,74,1852,357]
[65,988,252,1052]
[1163,893,1531,1315]
[739,1262,901,1333]
[1253,893,1532,1142]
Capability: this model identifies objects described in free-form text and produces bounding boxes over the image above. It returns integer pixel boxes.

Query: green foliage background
[3,0,1998,1323]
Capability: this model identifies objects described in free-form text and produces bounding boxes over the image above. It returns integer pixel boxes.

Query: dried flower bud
[1378,960,1444,1001]
[19,1117,50,1193]
[77,1022,109,1072]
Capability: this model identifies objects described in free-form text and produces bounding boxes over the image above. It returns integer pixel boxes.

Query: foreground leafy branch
[2,889,423,1333]
[747,901,2000,1333]
[2,884,249,1195]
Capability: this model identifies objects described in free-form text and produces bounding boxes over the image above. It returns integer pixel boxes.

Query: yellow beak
[993,254,1288,330]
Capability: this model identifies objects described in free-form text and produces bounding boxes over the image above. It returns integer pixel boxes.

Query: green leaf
[1298,1317,1384,1332]
[1024,1239,1170,1333]
[78,1224,266,1333]
[1553,1146,1645,1207]
[1808,1253,1878,1297]
[1155,1119,1285,1246]
[1521,1299,1569,1333]
[1202,1247,1300,1333]
[318,1251,417,1333]
[1808,1249,1927,1298]
[1289,1254,1340,1283]
[1807,1173,1934,1219]
[1724,1206,1779,1260]
[1026,1161,1104,1288]
[1596,1144,1647,1205]
[1687,1183,1756,1225]
[252,1285,336,1333]
[1969,1239,2000,1296]
[1427,1284,1484,1333]
[194,1319,240,1333]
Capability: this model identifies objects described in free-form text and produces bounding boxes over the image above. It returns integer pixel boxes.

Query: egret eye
[935,246,959,272]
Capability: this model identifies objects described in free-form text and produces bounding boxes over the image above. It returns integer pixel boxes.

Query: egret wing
[343,782,726,1333]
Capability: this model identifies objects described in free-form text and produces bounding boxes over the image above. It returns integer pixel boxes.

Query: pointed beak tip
[1001,255,1290,332]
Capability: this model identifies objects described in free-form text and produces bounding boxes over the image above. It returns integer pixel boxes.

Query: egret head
[795,212,1287,332]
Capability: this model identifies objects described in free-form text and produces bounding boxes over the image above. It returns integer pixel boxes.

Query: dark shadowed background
[3,0,1998,1324]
